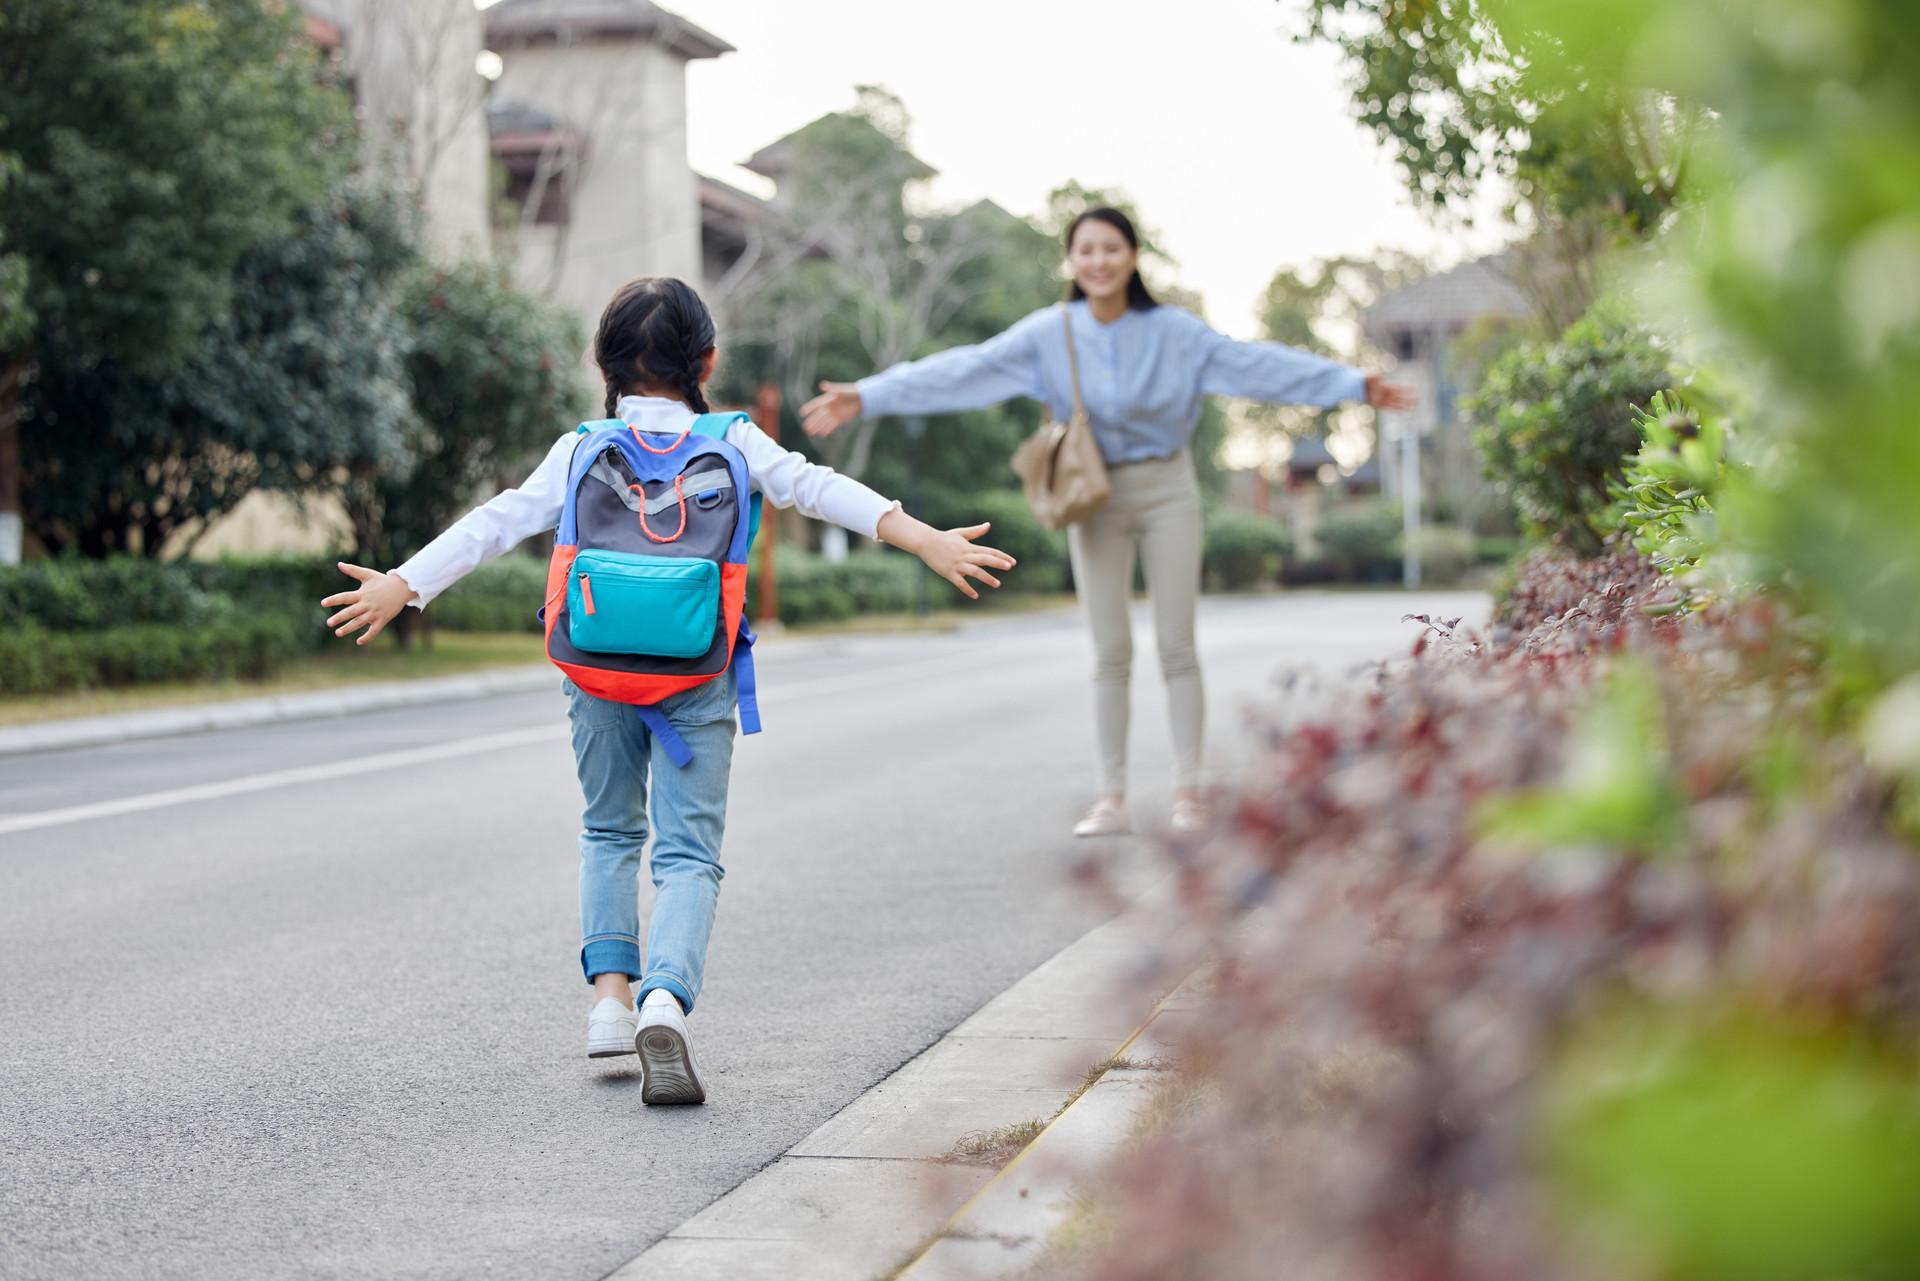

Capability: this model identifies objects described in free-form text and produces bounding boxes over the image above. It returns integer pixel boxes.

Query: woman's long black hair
[1065,206,1158,311]
[593,276,716,416]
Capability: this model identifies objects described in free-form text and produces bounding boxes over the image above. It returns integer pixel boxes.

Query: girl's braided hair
[593,277,715,417]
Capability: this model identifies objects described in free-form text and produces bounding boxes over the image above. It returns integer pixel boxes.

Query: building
[481,0,735,358]
[1360,253,1533,519]
[299,0,494,261]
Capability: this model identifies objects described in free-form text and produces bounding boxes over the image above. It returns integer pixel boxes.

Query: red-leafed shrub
[1056,550,1920,1281]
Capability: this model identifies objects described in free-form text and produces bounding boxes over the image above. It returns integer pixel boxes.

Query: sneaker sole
[587,1039,637,1059]
[637,1025,706,1105]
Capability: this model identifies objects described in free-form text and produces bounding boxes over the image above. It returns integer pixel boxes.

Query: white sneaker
[1072,796,1132,838]
[636,988,706,1105]
[586,996,638,1059]
[1170,795,1210,835]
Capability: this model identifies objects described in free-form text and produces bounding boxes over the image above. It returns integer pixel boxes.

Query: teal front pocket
[567,551,719,658]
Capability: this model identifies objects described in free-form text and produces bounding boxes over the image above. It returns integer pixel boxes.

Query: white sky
[480,0,1511,338]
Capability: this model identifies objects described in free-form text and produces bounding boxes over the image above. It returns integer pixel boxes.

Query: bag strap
[1059,304,1088,423]
[690,410,751,440]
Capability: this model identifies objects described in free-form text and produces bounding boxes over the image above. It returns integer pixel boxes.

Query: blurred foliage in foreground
[1044,3,1920,1280]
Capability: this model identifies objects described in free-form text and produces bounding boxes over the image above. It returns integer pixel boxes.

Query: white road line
[0,641,1056,838]
[0,725,566,837]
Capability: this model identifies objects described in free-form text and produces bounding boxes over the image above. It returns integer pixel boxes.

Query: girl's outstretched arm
[320,430,576,644]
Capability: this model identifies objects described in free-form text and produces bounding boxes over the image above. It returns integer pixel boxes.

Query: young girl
[804,207,1412,838]
[321,277,1015,1104]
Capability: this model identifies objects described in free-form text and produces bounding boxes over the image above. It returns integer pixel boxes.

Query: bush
[1202,507,1292,591]
[1609,391,1734,608]
[0,615,303,695]
[1468,310,1679,556]
[1395,522,1476,584]
[0,556,231,631]
[426,555,550,633]
[763,546,924,626]
[1062,556,1914,1281]
[1312,499,1402,581]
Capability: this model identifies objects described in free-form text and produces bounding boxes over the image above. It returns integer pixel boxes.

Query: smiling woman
[801,203,1413,839]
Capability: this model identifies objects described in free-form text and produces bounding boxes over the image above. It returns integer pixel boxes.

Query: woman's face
[1068,218,1137,304]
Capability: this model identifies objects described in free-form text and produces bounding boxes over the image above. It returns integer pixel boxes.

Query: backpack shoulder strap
[690,410,752,441]
[688,411,760,550]
[576,418,623,435]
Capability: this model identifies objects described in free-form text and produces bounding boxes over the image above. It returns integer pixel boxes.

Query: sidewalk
[609,867,1194,1281]
[0,663,560,758]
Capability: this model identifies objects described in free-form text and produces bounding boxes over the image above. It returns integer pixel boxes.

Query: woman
[802,207,1413,837]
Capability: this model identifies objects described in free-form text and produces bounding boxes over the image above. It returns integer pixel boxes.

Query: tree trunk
[0,357,26,566]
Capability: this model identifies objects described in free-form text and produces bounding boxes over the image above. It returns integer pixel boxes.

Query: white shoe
[586,996,638,1059]
[637,988,706,1105]
[1072,796,1132,838]
[1170,795,1210,835]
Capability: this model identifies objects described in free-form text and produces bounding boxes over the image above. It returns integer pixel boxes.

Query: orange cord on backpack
[632,425,691,454]
[634,477,687,543]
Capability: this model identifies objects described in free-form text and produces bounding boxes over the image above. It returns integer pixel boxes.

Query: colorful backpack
[542,411,762,766]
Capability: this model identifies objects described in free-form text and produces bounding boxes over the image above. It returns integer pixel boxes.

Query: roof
[482,0,734,59]
[743,115,935,182]
[1362,252,1532,335]
[1287,436,1336,472]
[698,173,771,223]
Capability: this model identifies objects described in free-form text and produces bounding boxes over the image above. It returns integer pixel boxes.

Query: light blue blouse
[856,300,1367,465]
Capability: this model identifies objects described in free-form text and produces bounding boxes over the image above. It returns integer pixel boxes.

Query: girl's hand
[876,512,1017,601]
[1364,372,1416,412]
[800,382,862,439]
[321,562,414,645]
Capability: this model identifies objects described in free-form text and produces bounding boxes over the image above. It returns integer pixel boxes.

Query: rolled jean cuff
[581,936,641,983]
[639,970,696,1015]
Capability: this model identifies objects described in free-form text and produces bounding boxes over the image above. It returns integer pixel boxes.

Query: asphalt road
[0,589,1484,1281]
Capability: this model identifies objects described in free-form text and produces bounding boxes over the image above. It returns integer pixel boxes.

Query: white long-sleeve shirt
[394,395,900,608]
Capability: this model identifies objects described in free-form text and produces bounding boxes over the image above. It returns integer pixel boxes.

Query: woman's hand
[800,382,863,439]
[321,562,415,645]
[876,511,1017,601]
[1364,372,1416,412]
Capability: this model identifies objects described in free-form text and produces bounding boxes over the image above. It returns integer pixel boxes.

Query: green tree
[1295,0,1703,331]
[0,0,350,555]
[23,183,417,556]
[1295,0,1697,235]
[342,262,583,626]
[1467,310,1677,555]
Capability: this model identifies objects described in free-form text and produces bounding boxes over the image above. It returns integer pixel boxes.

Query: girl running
[322,277,1014,1104]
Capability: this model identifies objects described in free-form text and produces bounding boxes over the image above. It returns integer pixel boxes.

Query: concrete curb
[608,875,1186,1281]
[0,664,559,758]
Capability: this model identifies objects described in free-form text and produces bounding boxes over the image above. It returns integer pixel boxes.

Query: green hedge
[758,546,923,625]
[425,555,549,633]
[0,616,302,695]
[1203,507,1293,591]
[1312,500,1403,582]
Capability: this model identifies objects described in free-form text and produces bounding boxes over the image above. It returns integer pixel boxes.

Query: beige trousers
[1066,450,1204,796]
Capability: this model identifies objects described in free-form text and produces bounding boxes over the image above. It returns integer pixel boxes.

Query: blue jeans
[565,671,737,1015]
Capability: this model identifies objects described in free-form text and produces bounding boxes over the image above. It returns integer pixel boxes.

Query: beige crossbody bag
[1010,304,1111,530]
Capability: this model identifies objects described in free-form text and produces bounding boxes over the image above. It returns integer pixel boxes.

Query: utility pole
[752,382,782,625]
[903,414,928,617]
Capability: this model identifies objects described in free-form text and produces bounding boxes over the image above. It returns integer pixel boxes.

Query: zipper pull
[580,574,596,616]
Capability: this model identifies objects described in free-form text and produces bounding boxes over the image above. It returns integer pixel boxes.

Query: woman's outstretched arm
[802,311,1047,438]
[1185,309,1412,410]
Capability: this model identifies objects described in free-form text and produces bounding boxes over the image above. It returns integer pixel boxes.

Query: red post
[751,382,782,625]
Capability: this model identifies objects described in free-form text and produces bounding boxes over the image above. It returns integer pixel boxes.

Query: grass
[0,631,548,726]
